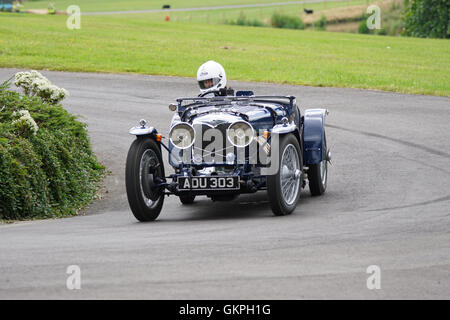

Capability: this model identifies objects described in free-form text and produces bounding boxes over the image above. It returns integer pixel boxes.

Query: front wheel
[125,137,165,221]
[267,134,303,216]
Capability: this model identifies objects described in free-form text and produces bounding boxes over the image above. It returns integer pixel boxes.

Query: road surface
[1,68,449,299]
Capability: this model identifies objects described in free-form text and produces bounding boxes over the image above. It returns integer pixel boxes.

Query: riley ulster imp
[125,61,330,221]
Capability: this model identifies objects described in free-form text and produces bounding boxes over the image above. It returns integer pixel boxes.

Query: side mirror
[168,103,177,111]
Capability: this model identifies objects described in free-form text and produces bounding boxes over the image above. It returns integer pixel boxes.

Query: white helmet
[196,60,227,95]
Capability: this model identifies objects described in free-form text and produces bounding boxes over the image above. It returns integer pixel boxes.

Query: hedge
[0,79,104,220]
[403,0,450,38]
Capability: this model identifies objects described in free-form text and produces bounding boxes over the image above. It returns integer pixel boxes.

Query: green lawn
[140,0,368,25]
[0,12,449,96]
[22,0,369,25]
[22,0,370,25]
[23,0,349,12]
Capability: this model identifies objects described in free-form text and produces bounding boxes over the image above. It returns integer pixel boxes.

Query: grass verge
[22,0,363,12]
[0,12,449,96]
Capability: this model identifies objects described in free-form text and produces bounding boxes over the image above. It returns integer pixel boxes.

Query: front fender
[129,125,157,136]
[128,125,162,153]
[302,109,328,165]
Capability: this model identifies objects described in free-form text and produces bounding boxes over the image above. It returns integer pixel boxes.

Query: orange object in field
[165,15,170,21]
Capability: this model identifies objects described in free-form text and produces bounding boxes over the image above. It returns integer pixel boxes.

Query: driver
[197,60,234,97]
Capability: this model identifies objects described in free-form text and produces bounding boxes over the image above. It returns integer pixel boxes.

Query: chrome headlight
[169,122,195,149]
[227,121,254,147]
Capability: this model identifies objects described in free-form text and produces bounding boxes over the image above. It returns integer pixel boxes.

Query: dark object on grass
[304,8,314,14]
[162,4,171,9]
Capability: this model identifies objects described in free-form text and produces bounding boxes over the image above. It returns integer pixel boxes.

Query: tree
[403,0,449,38]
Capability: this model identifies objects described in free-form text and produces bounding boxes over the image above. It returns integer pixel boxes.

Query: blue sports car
[125,92,330,221]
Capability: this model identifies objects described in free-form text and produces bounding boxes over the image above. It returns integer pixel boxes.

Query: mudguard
[128,123,163,153]
[128,125,156,136]
[302,109,328,165]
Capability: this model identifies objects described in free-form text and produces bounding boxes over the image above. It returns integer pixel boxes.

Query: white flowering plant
[12,109,39,136]
[1,74,104,221]
[14,70,69,105]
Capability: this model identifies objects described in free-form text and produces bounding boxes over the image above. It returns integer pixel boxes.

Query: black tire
[267,133,303,216]
[125,137,165,222]
[308,132,328,196]
[179,194,196,204]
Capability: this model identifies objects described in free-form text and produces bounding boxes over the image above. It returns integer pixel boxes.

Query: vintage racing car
[125,92,330,221]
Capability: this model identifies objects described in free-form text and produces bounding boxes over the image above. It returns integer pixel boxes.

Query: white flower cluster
[14,70,69,105]
[12,110,39,136]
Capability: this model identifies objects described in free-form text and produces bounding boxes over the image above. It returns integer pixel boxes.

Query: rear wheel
[125,137,165,221]
[267,134,303,216]
[308,132,328,196]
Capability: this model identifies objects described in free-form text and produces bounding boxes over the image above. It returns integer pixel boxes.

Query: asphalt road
[1,68,450,299]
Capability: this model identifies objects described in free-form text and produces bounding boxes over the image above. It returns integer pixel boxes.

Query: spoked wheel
[308,132,329,196]
[267,134,303,216]
[126,137,165,221]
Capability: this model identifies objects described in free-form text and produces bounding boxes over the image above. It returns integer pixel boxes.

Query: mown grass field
[23,0,372,26]
[24,0,350,12]
[0,12,449,96]
[134,0,368,25]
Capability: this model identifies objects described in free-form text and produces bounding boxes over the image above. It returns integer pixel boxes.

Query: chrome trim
[129,126,155,136]
[272,122,296,134]
[226,120,255,148]
[139,119,147,127]
[280,143,301,205]
[169,122,196,150]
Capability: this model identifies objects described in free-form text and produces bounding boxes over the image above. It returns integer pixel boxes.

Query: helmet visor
[198,78,220,90]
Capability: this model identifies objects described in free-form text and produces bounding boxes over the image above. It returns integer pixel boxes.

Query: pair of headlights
[169,121,255,149]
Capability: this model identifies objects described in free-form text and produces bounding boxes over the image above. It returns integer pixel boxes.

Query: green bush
[403,0,449,38]
[271,12,305,30]
[358,17,372,34]
[377,28,388,35]
[316,15,327,31]
[0,80,104,220]
[226,12,266,27]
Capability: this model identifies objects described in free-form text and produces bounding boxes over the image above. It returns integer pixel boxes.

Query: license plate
[178,176,239,191]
